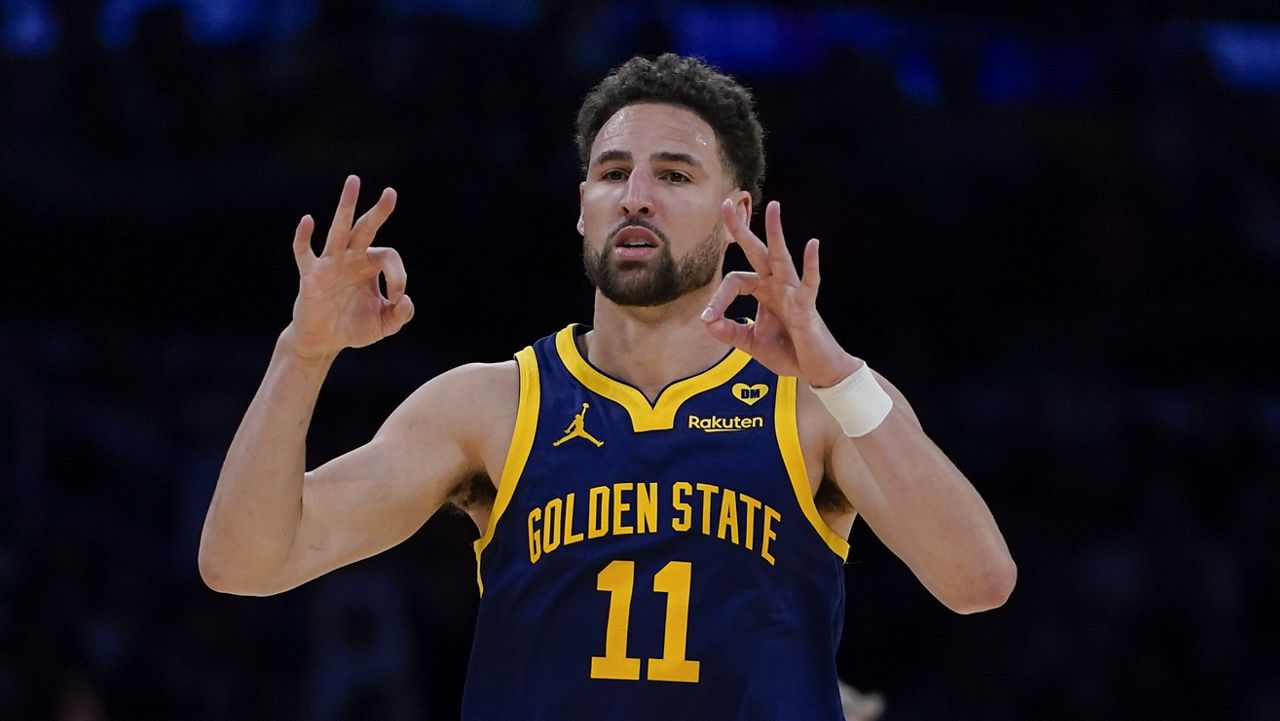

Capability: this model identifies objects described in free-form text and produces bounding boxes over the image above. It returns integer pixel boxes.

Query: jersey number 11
[590,559,701,683]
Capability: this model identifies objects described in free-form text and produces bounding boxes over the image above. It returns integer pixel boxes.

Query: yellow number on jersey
[590,560,642,680]
[591,560,700,683]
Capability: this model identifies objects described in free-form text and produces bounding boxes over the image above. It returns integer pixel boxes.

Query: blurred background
[1,0,1278,719]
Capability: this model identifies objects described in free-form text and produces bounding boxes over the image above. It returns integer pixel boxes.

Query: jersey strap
[473,344,540,595]
[775,375,851,559]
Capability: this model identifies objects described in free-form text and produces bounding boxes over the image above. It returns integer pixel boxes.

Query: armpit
[815,477,854,514]
[448,472,496,511]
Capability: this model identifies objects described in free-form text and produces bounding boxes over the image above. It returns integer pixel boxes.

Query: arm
[199,176,504,595]
[703,199,1016,614]
[811,373,1015,613]
[199,349,509,596]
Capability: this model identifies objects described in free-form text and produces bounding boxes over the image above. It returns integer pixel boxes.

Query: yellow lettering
[564,492,584,545]
[591,560,642,680]
[648,561,700,682]
[588,486,609,539]
[614,482,634,535]
[738,493,761,551]
[527,506,542,564]
[717,488,740,545]
[544,498,563,554]
[672,482,692,532]
[761,505,781,566]
[636,482,658,534]
[696,483,719,535]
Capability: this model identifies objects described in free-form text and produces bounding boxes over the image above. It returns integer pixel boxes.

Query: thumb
[703,316,749,350]
[381,294,415,336]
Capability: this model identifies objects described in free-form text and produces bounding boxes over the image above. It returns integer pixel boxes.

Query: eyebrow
[652,151,703,169]
[592,149,705,169]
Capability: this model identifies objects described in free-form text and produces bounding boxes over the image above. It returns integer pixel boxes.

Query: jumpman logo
[553,402,604,448]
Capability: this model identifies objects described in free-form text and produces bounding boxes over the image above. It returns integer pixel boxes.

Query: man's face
[579,103,749,307]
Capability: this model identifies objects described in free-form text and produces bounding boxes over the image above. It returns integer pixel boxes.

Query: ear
[733,190,752,228]
[577,181,586,236]
[723,189,752,244]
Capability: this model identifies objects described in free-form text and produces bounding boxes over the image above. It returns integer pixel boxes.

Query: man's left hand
[701,199,861,388]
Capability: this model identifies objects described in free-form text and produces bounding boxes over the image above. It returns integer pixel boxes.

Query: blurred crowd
[1,1,1277,719]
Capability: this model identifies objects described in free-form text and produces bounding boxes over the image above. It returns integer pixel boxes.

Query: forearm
[704,195,1015,612]
[198,326,337,595]
[848,409,1015,613]
[817,362,1016,613]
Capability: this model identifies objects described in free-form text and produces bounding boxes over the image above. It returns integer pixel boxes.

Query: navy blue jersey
[461,325,850,721]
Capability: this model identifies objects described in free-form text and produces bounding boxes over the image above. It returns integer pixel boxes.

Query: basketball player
[200,54,1015,719]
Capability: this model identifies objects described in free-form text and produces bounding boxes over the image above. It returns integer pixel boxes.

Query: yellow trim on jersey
[555,324,752,432]
[474,345,541,596]
[775,376,851,560]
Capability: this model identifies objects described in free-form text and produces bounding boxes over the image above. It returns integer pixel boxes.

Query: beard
[583,219,723,307]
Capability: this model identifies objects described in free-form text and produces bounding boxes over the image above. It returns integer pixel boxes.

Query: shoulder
[387,360,520,441]
[367,359,522,501]
[794,368,922,453]
[793,368,924,511]
[427,360,520,405]
[794,379,842,456]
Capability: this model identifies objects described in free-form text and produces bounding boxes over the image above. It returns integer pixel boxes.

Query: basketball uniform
[461,324,851,720]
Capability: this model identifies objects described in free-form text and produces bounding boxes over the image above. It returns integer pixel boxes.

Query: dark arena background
[2,1,1279,719]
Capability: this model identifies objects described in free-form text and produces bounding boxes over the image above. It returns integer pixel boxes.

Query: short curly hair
[575,54,766,209]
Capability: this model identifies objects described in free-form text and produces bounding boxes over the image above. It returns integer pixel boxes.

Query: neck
[584,282,733,402]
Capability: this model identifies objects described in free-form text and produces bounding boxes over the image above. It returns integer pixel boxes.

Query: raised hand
[287,175,414,361]
[700,200,859,388]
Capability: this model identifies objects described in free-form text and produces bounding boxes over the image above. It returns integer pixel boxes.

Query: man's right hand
[288,175,414,361]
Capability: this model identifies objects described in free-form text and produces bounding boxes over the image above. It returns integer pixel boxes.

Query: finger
[704,313,754,350]
[293,215,316,273]
[350,187,398,253]
[765,201,800,284]
[381,294,415,337]
[323,175,360,256]
[721,199,771,276]
[367,246,407,302]
[756,300,775,328]
[700,271,759,323]
[798,238,820,304]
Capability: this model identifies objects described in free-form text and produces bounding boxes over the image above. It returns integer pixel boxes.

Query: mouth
[612,226,661,249]
[610,225,661,261]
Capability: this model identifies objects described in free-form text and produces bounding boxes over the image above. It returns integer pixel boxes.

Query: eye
[601,168,628,181]
[664,171,691,184]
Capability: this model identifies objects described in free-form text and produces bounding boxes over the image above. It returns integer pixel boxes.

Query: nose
[620,170,654,217]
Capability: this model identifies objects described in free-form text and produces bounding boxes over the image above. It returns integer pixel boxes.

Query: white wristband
[809,364,893,437]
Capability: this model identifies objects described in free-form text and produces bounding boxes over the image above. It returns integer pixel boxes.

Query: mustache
[608,217,670,246]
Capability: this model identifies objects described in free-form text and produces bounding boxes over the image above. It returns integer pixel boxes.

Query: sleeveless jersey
[461,325,851,721]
